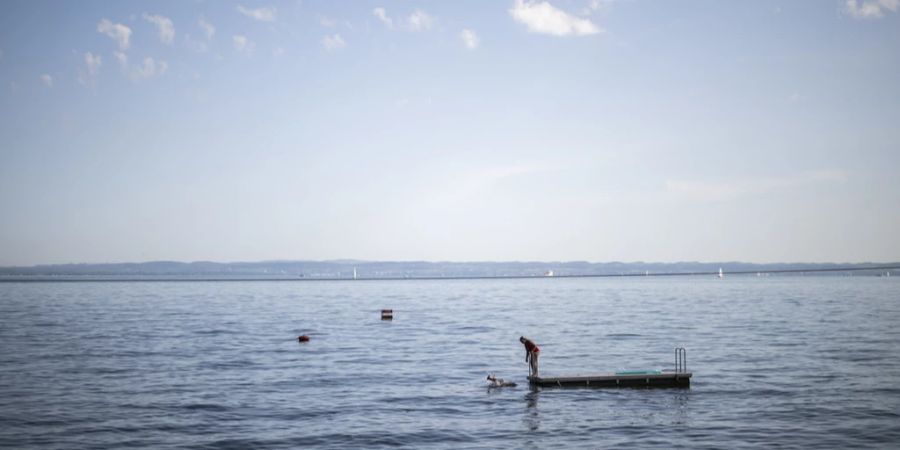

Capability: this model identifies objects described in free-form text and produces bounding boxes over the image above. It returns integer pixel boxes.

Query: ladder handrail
[675,347,687,373]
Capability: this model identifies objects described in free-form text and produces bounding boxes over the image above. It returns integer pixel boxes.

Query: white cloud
[198,17,215,40]
[510,0,602,36]
[373,7,393,29]
[40,74,53,87]
[142,13,175,44]
[273,47,285,57]
[844,0,899,18]
[233,35,255,53]
[319,16,336,27]
[322,34,346,51]
[131,57,168,80]
[407,9,434,31]
[237,5,277,22]
[373,7,434,32]
[664,170,849,202]
[582,0,614,15]
[97,19,133,50]
[188,16,214,52]
[85,52,102,75]
[460,29,479,49]
[113,51,128,67]
[107,51,166,82]
[78,51,102,86]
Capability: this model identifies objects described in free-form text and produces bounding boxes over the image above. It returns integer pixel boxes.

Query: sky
[1,0,899,266]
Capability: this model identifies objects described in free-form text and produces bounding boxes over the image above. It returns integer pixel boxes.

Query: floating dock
[528,370,691,388]
[528,347,691,388]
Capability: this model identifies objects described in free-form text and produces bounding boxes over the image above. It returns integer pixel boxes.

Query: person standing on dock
[520,336,540,376]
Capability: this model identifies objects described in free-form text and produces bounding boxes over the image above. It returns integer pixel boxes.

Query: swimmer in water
[487,374,517,388]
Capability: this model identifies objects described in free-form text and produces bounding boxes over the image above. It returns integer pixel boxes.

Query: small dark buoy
[298,335,310,342]
[381,309,393,320]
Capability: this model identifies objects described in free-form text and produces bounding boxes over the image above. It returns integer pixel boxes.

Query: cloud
[373,7,393,29]
[273,47,285,57]
[237,5,277,22]
[85,52,102,74]
[198,17,215,40]
[142,13,175,44]
[582,0,615,15]
[460,29,479,49]
[844,0,899,18]
[319,16,336,27]
[130,57,168,80]
[40,74,53,87]
[407,9,434,31]
[322,34,346,50]
[233,35,255,53]
[108,51,166,81]
[664,170,849,202]
[97,19,132,50]
[373,7,435,32]
[113,51,128,67]
[510,0,602,36]
[78,51,102,86]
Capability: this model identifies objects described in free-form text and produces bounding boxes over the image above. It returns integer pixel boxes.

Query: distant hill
[0,260,897,280]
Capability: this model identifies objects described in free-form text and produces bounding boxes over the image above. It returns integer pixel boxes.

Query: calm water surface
[1,277,899,449]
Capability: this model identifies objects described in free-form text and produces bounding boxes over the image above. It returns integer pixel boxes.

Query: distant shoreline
[1,264,897,283]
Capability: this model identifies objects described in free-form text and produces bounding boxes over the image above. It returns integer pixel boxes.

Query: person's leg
[532,352,539,375]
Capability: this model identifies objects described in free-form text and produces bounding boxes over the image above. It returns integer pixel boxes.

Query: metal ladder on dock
[675,347,687,373]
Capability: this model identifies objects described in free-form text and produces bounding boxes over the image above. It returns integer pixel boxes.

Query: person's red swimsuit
[523,339,540,353]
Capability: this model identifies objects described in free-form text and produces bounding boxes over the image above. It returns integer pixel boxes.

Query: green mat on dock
[614,370,662,375]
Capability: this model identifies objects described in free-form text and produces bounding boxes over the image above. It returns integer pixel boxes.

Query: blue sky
[1,0,899,265]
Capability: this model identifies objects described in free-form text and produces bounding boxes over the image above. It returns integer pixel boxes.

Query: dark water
[1,277,899,449]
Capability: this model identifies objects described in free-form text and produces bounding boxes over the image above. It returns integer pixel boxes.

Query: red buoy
[298,335,310,342]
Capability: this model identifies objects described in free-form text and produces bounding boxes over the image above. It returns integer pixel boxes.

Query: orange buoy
[298,335,310,342]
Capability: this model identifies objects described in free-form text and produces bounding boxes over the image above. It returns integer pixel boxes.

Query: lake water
[1,277,899,449]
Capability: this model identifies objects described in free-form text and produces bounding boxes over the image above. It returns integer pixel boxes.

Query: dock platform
[528,370,692,388]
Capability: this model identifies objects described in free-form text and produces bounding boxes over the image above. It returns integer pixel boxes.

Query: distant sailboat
[718,268,724,279]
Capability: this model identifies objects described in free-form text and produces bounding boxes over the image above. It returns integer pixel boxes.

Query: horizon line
[2,264,898,283]
[4,258,900,269]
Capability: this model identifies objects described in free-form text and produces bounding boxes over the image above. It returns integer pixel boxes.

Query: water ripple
[1,277,898,448]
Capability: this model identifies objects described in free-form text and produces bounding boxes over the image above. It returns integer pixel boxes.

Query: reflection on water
[523,388,541,432]
[670,391,691,426]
